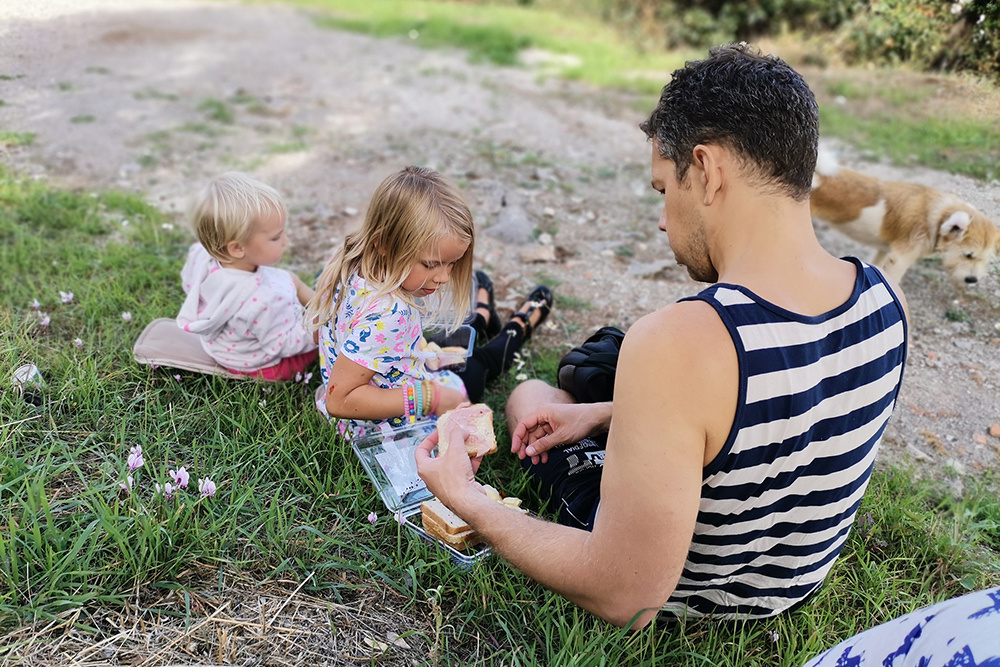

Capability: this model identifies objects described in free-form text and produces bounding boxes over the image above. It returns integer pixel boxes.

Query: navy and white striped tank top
[663,259,907,619]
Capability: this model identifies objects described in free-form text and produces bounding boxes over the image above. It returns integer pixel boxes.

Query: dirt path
[3,0,999,495]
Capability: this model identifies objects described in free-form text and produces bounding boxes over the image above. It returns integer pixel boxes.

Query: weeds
[0,132,35,147]
[197,98,235,125]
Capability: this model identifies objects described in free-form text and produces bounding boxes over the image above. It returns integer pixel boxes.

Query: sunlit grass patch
[0,131,35,147]
[286,0,687,93]
[820,106,1000,180]
[197,98,235,125]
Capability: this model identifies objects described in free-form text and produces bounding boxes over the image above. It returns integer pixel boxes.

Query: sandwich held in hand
[436,403,497,457]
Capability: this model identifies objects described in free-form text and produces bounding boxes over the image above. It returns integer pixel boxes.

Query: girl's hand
[433,385,467,415]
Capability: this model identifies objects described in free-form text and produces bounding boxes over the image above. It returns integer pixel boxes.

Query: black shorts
[520,434,606,531]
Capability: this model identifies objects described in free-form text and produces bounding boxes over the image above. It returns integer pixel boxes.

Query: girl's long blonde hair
[307,166,475,334]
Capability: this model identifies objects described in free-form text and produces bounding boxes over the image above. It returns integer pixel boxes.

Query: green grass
[4,170,998,662]
[197,98,235,125]
[0,132,35,147]
[820,106,1000,180]
[284,0,689,94]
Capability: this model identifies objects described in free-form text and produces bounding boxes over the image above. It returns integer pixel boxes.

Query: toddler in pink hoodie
[176,172,317,381]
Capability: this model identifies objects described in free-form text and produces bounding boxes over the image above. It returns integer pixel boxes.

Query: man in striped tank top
[416,43,909,629]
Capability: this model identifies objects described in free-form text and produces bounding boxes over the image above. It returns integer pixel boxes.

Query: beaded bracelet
[404,385,416,423]
[414,382,423,419]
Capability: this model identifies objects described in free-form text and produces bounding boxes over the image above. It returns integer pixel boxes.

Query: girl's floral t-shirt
[316,273,466,438]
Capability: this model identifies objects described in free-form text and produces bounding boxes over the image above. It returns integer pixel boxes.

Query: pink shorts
[227,349,317,382]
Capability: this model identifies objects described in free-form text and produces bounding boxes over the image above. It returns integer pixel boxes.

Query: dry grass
[2,565,435,666]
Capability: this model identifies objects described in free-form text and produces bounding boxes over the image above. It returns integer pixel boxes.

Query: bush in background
[840,0,953,66]
[927,0,1000,77]
[595,0,862,48]
[562,0,999,79]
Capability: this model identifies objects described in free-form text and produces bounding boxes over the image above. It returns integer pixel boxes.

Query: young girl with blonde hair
[307,166,553,438]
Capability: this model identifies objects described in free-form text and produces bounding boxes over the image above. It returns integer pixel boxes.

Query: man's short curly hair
[640,43,818,201]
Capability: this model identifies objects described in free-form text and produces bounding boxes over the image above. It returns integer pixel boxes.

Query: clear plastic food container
[350,420,492,567]
[421,324,476,373]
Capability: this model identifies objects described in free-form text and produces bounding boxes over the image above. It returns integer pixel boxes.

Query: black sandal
[475,270,502,340]
[509,285,554,342]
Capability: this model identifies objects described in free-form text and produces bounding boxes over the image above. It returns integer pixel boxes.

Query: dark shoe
[510,285,554,342]
[475,270,502,340]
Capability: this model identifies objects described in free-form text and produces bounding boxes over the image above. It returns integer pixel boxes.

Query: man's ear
[226,240,246,259]
[692,144,723,206]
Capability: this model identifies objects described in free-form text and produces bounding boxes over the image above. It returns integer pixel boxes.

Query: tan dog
[810,151,1000,285]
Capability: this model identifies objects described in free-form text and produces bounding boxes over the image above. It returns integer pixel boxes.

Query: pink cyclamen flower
[173,374,181,381]
[120,475,133,493]
[121,311,132,322]
[127,445,144,471]
[295,372,303,383]
[169,466,190,488]
[393,511,405,525]
[73,338,83,348]
[156,482,174,499]
[367,511,378,524]
[198,478,216,498]
[38,314,51,327]
[302,372,312,383]
[60,291,74,304]
[30,298,40,310]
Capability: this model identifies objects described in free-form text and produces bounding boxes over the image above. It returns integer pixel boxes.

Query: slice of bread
[420,498,483,549]
[420,498,470,535]
[436,404,497,457]
[421,515,482,550]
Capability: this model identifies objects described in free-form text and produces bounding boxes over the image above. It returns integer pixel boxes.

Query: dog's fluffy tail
[812,144,841,189]
[815,145,840,177]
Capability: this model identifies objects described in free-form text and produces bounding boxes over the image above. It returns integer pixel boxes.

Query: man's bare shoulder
[618,298,737,465]
[624,299,729,358]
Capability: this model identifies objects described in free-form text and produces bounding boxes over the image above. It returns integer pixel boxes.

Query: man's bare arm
[431,301,736,627]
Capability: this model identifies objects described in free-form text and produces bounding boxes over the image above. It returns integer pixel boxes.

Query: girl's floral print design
[317,273,466,437]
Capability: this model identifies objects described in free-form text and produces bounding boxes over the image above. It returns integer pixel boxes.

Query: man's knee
[505,379,574,431]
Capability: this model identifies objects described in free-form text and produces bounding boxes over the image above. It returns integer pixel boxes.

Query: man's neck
[709,189,855,315]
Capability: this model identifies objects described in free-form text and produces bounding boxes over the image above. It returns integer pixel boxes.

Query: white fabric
[800,586,1000,667]
[176,243,316,371]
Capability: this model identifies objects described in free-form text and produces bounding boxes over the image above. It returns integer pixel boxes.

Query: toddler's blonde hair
[190,172,286,262]
[307,166,474,333]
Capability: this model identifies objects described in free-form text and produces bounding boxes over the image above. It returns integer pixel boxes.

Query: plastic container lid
[350,420,492,567]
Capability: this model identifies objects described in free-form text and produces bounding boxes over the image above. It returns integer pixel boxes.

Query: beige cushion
[132,317,245,379]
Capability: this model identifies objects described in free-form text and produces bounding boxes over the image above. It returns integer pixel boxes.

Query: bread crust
[420,499,483,549]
